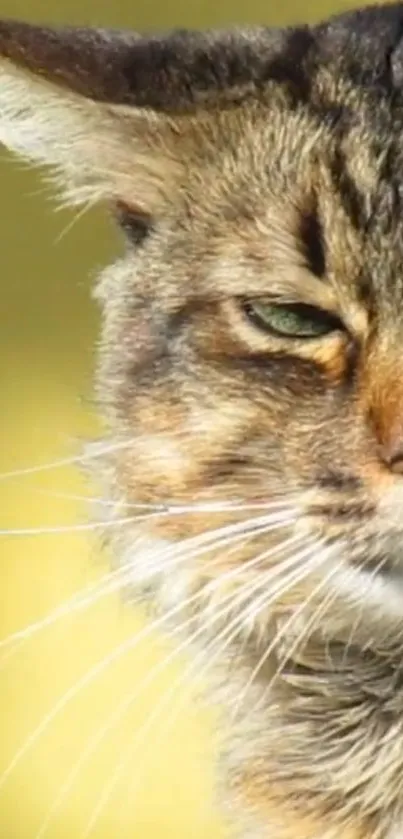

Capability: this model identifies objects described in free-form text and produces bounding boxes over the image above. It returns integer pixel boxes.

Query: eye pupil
[243,300,341,339]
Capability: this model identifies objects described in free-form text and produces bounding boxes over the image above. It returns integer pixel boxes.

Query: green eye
[243,300,342,339]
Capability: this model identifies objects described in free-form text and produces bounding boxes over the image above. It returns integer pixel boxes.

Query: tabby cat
[3,3,403,837]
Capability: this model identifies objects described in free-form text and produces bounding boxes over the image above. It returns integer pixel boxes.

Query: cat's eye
[115,201,152,246]
[243,300,343,339]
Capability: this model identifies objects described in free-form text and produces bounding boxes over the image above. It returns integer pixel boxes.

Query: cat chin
[116,525,403,646]
[118,534,194,617]
[330,558,403,626]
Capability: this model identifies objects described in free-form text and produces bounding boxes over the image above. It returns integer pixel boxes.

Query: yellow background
[0,1,366,837]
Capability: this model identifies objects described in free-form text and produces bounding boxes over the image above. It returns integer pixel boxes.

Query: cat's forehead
[150,88,403,312]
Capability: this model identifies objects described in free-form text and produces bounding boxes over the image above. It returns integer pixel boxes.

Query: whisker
[0,439,135,482]
[193,560,340,830]
[30,486,297,514]
[0,517,156,537]
[0,564,138,655]
[0,515,295,792]
[35,537,298,839]
[155,547,337,830]
[1,500,298,536]
[228,540,330,719]
[340,551,388,667]
[0,508,295,655]
[34,533,303,839]
[245,555,341,719]
[80,538,317,836]
[53,196,97,244]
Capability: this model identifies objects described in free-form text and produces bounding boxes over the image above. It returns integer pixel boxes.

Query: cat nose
[379,419,403,476]
[367,376,403,476]
[381,440,403,475]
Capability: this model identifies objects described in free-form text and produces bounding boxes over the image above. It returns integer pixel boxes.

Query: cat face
[4,6,403,624]
[99,100,403,619]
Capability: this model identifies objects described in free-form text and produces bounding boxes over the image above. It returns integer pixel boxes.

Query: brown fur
[3,5,403,838]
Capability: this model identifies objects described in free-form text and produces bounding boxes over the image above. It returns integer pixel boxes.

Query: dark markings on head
[329,146,369,232]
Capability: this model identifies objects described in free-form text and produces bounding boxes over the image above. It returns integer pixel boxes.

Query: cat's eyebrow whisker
[0,518,300,791]
[34,534,306,839]
[0,428,263,483]
[53,195,98,244]
[76,538,317,839]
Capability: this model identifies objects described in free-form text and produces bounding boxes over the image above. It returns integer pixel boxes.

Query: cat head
[3,5,403,630]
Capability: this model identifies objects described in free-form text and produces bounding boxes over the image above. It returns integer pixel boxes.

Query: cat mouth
[307,499,374,522]
[302,494,403,579]
[362,554,400,576]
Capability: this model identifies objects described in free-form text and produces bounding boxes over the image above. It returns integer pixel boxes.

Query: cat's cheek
[117,433,191,497]
[297,334,352,386]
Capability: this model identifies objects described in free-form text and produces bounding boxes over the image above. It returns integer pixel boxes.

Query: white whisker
[33,541,293,838]
[0,439,134,482]
[80,538,316,837]
[1,500,298,536]
[0,513,296,792]
[30,486,297,514]
[53,196,97,243]
[0,509,295,662]
[231,545,337,721]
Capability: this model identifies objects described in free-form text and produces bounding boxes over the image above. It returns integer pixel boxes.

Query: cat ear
[0,22,201,213]
[0,20,312,212]
[0,20,285,213]
[0,20,298,109]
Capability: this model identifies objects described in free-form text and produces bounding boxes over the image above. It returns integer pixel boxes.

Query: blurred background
[0,1,369,837]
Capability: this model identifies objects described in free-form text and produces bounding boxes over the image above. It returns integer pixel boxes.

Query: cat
[3,3,403,837]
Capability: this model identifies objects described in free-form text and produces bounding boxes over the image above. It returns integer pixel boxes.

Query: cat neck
[116,529,403,839]
[219,616,403,839]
